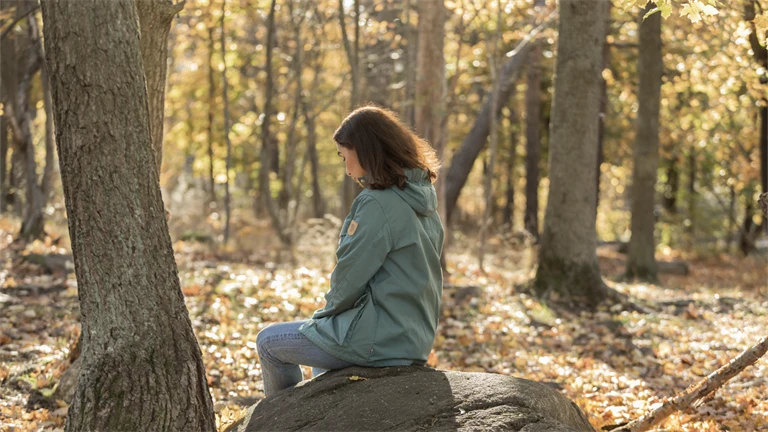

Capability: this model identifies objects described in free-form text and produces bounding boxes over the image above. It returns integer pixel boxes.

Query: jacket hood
[375,168,437,216]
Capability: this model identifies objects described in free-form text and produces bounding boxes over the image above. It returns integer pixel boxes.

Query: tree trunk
[740,193,757,255]
[339,0,362,216]
[662,154,679,214]
[8,15,45,240]
[728,185,736,251]
[135,0,185,176]
[207,26,216,204]
[503,105,518,227]
[402,0,417,127]
[279,6,304,213]
[523,0,545,240]
[760,104,767,218]
[302,100,326,218]
[414,0,447,265]
[686,147,696,247]
[259,0,291,246]
[479,0,502,271]
[625,3,661,282]
[40,1,215,430]
[221,1,232,245]
[444,40,536,223]
[39,44,56,203]
[0,115,7,213]
[533,0,609,308]
[596,0,612,216]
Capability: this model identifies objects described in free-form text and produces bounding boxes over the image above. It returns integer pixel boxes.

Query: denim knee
[256,323,276,360]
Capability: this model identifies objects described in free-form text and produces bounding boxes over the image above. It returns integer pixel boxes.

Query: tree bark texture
[534,0,608,308]
[40,1,215,430]
[626,3,662,282]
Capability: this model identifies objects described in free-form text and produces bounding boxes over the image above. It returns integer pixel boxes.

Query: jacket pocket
[315,292,369,346]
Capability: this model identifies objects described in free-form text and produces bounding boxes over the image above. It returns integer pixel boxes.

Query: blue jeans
[256,320,357,397]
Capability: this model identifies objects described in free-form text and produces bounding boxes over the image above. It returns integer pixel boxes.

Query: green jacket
[298,168,444,367]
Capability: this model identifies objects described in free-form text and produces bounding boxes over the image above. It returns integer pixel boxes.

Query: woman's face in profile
[336,143,366,179]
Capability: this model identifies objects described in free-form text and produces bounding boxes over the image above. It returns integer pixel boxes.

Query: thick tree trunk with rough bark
[625,4,662,282]
[533,0,608,308]
[40,1,215,430]
[135,0,185,176]
[524,0,545,240]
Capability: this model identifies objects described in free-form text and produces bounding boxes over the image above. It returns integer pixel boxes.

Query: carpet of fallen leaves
[1,216,767,432]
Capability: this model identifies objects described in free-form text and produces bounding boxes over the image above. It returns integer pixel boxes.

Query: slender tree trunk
[445,40,537,223]
[662,155,679,213]
[135,0,185,176]
[533,0,609,308]
[740,191,756,255]
[279,7,305,212]
[760,104,767,217]
[207,26,216,204]
[303,101,326,218]
[625,3,661,282]
[39,46,56,202]
[728,185,736,251]
[479,0,502,271]
[8,16,45,240]
[524,0,545,240]
[0,115,7,213]
[402,0,417,127]
[259,0,291,246]
[503,106,518,227]
[40,1,215,430]
[686,147,696,248]
[339,0,362,216]
[596,0,612,216]
[414,0,447,266]
[221,0,232,246]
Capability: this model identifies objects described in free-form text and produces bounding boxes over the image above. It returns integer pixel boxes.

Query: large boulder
[226,366,594,432]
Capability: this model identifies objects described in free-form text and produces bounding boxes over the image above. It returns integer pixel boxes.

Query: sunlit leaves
[621,0,720,22]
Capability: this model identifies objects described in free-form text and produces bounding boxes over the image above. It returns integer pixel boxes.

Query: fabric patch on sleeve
[347,220,359,236]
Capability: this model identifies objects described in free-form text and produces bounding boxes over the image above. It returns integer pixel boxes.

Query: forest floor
[0,217,767,432]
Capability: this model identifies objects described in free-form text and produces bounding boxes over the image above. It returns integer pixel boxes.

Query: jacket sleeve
[312,194,392,319]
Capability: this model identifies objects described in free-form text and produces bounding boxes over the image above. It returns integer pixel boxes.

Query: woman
[255,105,444,397]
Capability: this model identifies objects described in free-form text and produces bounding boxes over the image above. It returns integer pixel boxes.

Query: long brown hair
[333,105,441,190]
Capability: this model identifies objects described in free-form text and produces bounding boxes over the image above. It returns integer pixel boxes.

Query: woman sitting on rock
[256,105,445,397]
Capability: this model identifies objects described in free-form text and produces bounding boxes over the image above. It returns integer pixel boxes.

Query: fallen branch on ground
[610,335,768,431]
